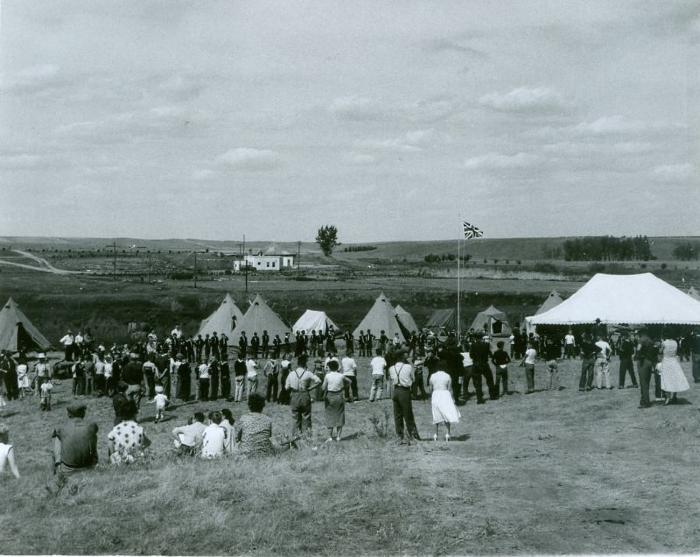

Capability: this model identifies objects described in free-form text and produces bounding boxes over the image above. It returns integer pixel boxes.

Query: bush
[672,243,698,261]
[533,262,559,274]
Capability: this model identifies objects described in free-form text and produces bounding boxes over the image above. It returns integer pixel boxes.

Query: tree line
[562,235,654,261]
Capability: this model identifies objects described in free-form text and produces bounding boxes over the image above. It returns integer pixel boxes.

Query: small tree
[672,243,698,261]
[316,225,339,256]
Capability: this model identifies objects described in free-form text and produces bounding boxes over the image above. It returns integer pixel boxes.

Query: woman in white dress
[429,369,460,441]
[658,337,690,405]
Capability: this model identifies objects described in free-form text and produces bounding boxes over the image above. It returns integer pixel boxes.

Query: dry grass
[2,358,700,554]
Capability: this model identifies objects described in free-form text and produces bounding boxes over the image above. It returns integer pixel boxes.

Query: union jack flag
[463,221,484,240]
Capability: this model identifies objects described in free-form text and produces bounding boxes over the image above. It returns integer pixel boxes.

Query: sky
[0,1,698,242]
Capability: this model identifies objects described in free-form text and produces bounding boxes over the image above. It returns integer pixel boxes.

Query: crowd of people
[0,321,697,485]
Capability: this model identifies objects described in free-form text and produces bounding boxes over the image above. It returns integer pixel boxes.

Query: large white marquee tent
[528,273,700,326]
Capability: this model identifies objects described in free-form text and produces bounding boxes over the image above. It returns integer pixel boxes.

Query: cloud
[464,152,541,170]
[0,64,67,94]
[423,38,487,59]
[344,152,377,165]
[652,163,695,182]
[355,128,438,153]
[328,96,387,121]
[192,169,219,181]
[216,148,282,172]
[479,87,570,114]
[570,115,681,136]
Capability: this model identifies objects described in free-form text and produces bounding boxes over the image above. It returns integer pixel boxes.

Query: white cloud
[464,152,541,170]
[652,163,695,182]
[0,64,65,94]
[344,152,377,165]
[328,96,386,121]
[479,87,570,114]
[570,115,681,136]
[216,148,282,172]
[192,169,218,181]
[355,128,437,153]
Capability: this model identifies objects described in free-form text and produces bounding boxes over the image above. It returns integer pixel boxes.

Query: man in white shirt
[388,350,420,442]
[521,343,537,394]
[340,352,358,402]
[246,357,259,397]
[197,362,210,401]
[594,335,612,389]
[171,412,206,455]
[284,355,321,437]
[171,324,183,339]
[564,331,576,359]
[369,349,387,402]
[74,331,84,357]
[60,331,75,361]
[201,411,227,459]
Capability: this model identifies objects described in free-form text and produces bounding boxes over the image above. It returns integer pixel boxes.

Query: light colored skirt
[325,391,345,427]
[431,390,461,424]
[659,357,690,393]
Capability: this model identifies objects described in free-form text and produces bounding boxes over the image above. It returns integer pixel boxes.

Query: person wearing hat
[51,403,98,487]
[33,353,52,396]
[388,349,420,442]
[59,330,75,362]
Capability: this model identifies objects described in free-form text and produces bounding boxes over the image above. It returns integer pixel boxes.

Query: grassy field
[1,356,699,554]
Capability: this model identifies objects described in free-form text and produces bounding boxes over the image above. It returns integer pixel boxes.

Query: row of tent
[2,274,700,353]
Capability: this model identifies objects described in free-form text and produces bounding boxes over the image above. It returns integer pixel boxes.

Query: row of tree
[562,235,654,261]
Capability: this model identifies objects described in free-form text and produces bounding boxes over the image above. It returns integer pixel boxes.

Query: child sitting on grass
[40,379,53,411]
[150,385,169,423]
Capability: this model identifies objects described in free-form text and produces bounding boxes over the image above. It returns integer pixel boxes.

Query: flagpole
[457,219,461,342]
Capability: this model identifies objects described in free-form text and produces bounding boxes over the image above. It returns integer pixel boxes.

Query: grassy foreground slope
[2,359,700,555]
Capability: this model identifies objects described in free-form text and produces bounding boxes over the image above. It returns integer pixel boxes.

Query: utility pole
[243,234,248,296]
[297,240,301,274]
[193,250,198,289]
[112,240,117,281]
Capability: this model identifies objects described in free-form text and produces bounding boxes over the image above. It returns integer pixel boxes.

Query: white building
[233,253,294,272]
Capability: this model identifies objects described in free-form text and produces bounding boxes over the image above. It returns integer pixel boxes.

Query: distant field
[2,358,699,554]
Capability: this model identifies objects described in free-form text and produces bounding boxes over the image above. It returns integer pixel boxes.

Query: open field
[1,357,699,554]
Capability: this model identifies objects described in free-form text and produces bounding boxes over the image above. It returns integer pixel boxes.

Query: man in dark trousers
[470,335,497,404]
[272,334,282,358]
[194,335,205,362]
[261,330,270,359]
[617,332,638,388]
[219,333,228,360]
[637,329,660,408]
[388,350,420,443]
[122,353,144,408]
[691,330,700,384]
[283,333,291,355]
[250,332,260,358]
[238,332,248,359]
[344,330,354,356]
[578,332,597,391]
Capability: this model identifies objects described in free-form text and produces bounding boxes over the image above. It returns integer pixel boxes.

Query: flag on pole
[463,221,484,240]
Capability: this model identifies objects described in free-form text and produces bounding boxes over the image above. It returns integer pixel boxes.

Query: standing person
[220,358,231,401]
[210,333,221,362]
[637,330,660,408]
[261,331,270,359]
[233,354,247,402]
[491,341,511,397]
[283,332,291,356]
[429,367,461,442]
[412,357,428,400]
[272,335,282,358]
[321,360,351,442]
[263,357,279,403]
[50,404,98,488]
[197,360,210,402]
[238,332,248,359]
[175,354,192,402]
[0,424,21,479]
[578,333,596,392]
[71,358,86,397]
[544,337,560,391]
[60,330,75,361]
[93,355,106,397]
[149,385,169,423]
[194,335,205,363]
[388,350,420,443]
[250,333,260,359]
[657,335,690,405]
[103,354,115,397]
[33,353,52,396]
[246,357,259,397]
[358,330,366,357]
[142,356,157,399]
[16,358,30,398]
[209,358,220,400]
[204,334,211,362]
[460,343,474,401]
[520,342,537,394]
[122,353,144,408]
[344,330,354,356]
[690,330,700,384]
[340,351,358,403]
[564,331,576,359]
[618,332,638,388]
[284,355,321,439]
[594,334,613,390]
[470,336,497,404]
[278,354,292,405]
[40,379,54,411]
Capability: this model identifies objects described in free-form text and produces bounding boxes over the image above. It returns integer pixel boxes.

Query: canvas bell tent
[0,298,51,353]
[354,292,406,343]
[525,290,565,334]
[293,310,339,334]
[394,305,420,335]
[425,309,463,333]
[529,273,700,326]
[197,293,244,343]
[470,305,512,337]
[231,294,291,341]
